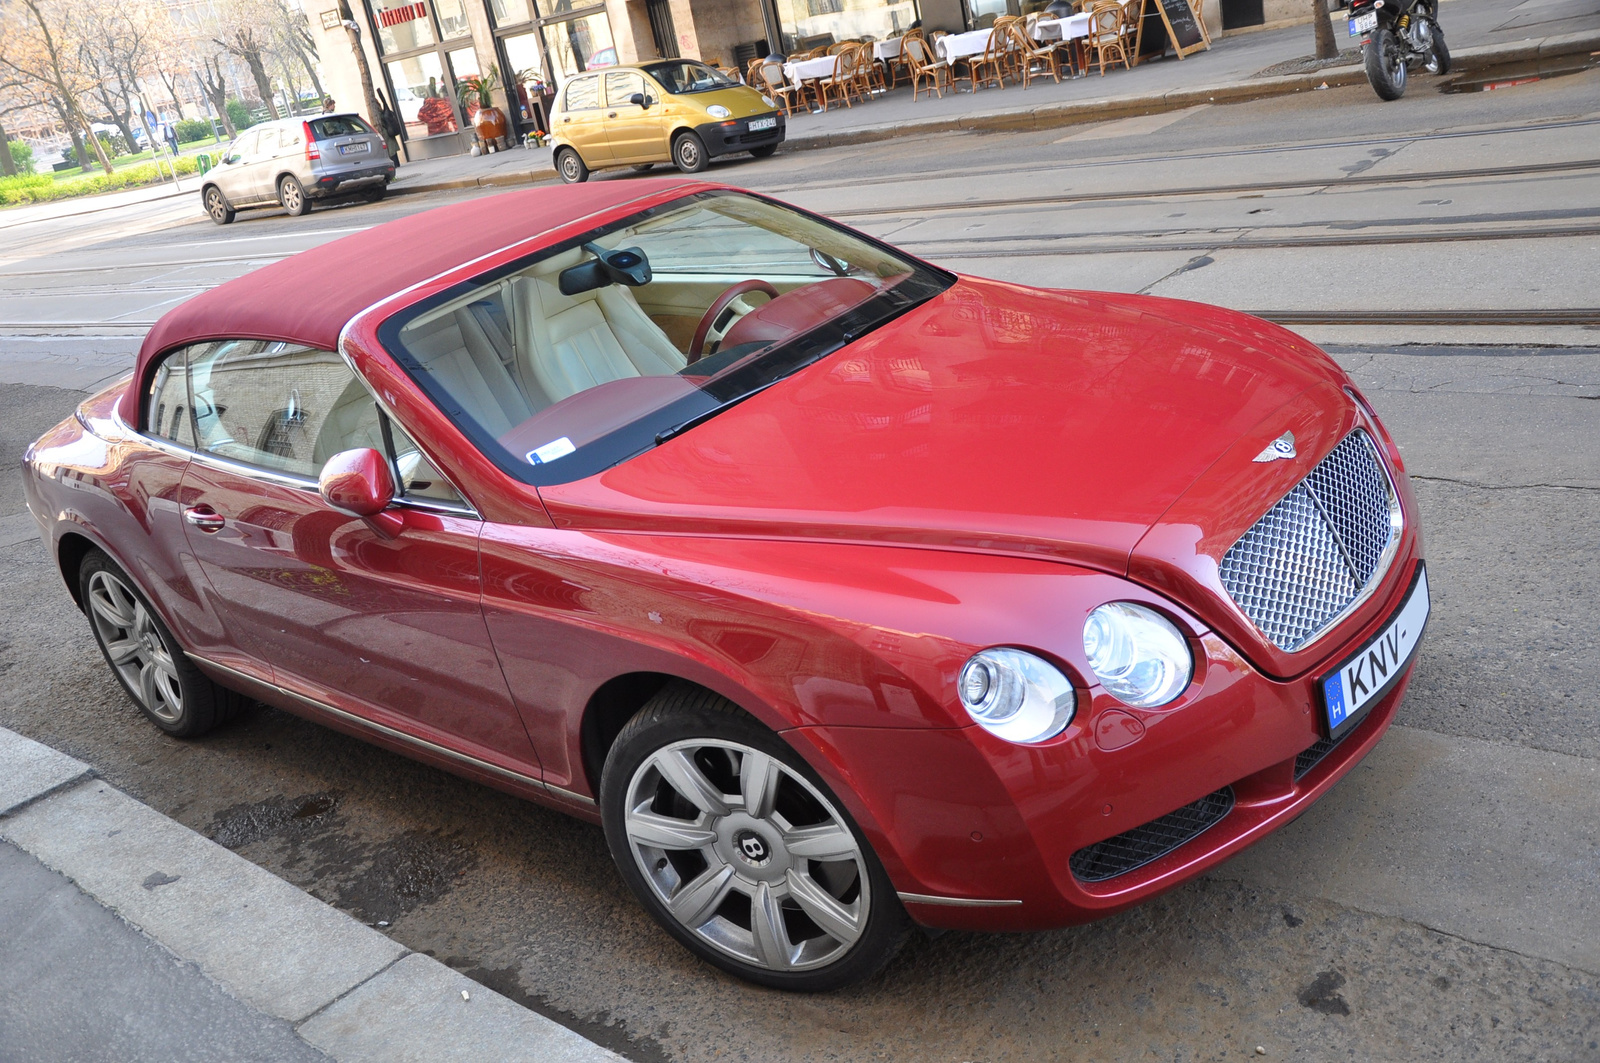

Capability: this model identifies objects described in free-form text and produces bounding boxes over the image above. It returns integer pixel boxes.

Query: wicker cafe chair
[902,35,953,99]
[817,46,859,109]
[855,42,888,95]
[1088,2,1131,74]
[1007,22,1062,86]
[747,57,766,85]
[883,35,915,87]
[964,28,1010,91]
[827,41,854,55]
[759,59,807,115]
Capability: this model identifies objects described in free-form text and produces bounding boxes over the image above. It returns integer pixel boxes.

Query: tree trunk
[244,51,281,119]
[54,98,91,169]
[297,43,326,100]
[75,103,116,174]
[198,64,237,138]
[0,123,16,177]
[98,87,140,155]
[337,0,387,151]
[1311,0,1338,59]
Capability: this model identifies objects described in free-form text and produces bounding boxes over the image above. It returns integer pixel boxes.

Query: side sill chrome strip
[192,654,543,790]
[896,892,1024,908]
[544,783,598,808]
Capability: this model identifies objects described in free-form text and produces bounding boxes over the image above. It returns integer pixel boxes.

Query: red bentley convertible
[23,181,1427,990]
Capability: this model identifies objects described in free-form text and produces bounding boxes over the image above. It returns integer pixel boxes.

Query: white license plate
[339,143,369,155]
[1320,565,1429,739]
[748,116,777,131]
[1349,11,1377,35]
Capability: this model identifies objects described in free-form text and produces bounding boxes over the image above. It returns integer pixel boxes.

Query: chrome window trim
[1220,429,1405,655]
[120,384,483,521]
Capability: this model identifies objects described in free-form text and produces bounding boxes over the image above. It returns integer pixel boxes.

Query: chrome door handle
[184,506,226,533]
[607,111,617,117]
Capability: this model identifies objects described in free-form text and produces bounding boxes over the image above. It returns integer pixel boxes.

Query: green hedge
[8,141,33,175]
[175,118,216,143]
[1,153,213,205]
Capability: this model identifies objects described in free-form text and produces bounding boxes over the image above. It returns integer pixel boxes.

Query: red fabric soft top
[121,179,711,424]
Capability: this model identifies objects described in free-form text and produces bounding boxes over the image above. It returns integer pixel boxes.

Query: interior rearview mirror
[319,448,395,517]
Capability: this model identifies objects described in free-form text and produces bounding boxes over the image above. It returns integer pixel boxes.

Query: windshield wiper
[652,334,856,446]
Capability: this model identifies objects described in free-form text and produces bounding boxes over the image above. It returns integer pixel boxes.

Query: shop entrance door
[646,0,679,57]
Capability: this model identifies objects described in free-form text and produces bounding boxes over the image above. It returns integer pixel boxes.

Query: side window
[563,76,600,111]
[144,348,195,447]
[386,420,467,507]
[187,340,378,479]
[605,72,647,107]
[228,132,256,161]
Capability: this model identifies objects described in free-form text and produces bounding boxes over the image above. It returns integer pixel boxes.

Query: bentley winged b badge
[1253,431,1297,463]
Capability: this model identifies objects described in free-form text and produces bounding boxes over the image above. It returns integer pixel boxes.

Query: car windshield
[381,191,950,486]
[643,60,737,94]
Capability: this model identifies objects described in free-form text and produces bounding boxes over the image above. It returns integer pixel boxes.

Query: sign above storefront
[377,1,428,28]
[320,9,341,29]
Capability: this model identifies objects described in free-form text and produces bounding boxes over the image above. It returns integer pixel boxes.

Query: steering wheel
[690,280,779,362]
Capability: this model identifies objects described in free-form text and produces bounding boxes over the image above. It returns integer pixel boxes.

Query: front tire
[203,185,234,225]
[79,550,244,738]
[749,144,777,159]
[600,683,909,990]
[278,174,312,216]
[556,147,589,184]
[1364,26,1407,100]
[672,131,709,174]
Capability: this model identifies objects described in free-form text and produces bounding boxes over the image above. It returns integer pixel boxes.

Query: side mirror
[629,92,649,108]
[318,448,395,517]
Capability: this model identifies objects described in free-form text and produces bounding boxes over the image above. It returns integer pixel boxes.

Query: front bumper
[312,163,394,197]
[694,113,786,157]
[792,553,1425,931]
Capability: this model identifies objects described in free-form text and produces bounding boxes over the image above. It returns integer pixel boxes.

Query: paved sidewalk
[0,726,622,1063]
[384,0,1600,197]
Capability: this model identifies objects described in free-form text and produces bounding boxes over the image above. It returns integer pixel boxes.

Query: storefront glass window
[541,10,617,85]
[771,0,919,51]
[387,52,458,138]
[375,1,437,53]
[435,0,472,38]
[966,0,1019,25]
[491,0,539,26]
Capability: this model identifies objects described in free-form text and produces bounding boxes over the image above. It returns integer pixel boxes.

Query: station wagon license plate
[339,143,370,155]
[748,116,777,132]
[1349,11,1377,35]
[1319,565,1429,740]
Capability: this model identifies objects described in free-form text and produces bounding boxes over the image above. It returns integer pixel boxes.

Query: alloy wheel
[280,178,303,212]
[205,188,229,222]
[86,570,183,723]
[622,738,870,972]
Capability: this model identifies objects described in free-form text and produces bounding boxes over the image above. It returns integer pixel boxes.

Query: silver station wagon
[201,114,395,225]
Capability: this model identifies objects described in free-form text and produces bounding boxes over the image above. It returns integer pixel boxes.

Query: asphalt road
[1,71,1597,1062]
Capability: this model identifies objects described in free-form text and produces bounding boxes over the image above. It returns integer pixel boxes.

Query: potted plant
[457,63,509,150]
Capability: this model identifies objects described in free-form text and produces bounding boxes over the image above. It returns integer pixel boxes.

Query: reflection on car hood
[538,276,1348,578]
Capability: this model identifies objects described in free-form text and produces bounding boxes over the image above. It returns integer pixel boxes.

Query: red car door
[175,338,538,773]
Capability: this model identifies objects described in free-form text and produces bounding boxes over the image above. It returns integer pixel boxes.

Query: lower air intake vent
[1294,733,1346,780]
[1069,788,1235,883]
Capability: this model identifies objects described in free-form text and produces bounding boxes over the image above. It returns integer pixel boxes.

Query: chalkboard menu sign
[1134,0,1211,60]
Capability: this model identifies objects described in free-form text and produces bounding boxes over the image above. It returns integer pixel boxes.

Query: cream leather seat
[515,249,685,404]
[399,302,539,436]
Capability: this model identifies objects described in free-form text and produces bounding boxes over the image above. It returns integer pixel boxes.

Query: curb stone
[0,726,623,1063]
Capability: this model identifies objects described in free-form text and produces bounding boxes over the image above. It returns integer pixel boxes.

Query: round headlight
[1082,603,1193,708]
[707,105,732,118]
[760,94,776,107]
[957,648,1075,744]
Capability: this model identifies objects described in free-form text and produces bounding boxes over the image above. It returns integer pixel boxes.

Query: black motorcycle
[1348,0,1451,100]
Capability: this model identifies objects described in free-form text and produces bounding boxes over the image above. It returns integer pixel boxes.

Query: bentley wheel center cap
[733,830,772,867]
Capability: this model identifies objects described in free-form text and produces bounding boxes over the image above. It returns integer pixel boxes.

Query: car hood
[538,275,1351,584]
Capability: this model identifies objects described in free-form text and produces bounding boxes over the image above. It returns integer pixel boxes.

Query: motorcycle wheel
[1365,26,1407,101]
[1426,25,1450,74]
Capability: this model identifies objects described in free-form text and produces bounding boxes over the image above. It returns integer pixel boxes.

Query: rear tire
[203,185,234,225]
[672,131,709,174]
[278,174,312,216]
[556,148,589,184]
[1364,26,1407,100]
[1427,25,1450,74]
[79,550,245,738]
[363,184,387,203]
[599,683,909,991]
[749,144,778,159]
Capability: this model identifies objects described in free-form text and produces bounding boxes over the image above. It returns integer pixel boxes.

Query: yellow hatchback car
[551,60,786,183]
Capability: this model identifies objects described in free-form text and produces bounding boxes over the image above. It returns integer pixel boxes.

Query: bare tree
[0,0,114,173]
[196,57,237,137]
[74,1,159,153]
[272,0,325,102]
[211,0,283,120]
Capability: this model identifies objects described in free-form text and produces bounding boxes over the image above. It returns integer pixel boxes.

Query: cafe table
[934,27,997,64]
[872,37,904,60]
[1030,13,1092,75]
[782,54,842,111]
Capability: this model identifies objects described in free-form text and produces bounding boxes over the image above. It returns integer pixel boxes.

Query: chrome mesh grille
[1219,431,1398,652]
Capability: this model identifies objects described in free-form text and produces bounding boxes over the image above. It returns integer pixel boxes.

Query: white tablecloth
[1031,13,1092,41]
[872,38,904,60]
[783,55,840,82]
[935,28,996,62]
